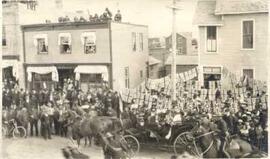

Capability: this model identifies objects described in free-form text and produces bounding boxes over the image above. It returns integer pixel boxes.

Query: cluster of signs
[120,67,268,109]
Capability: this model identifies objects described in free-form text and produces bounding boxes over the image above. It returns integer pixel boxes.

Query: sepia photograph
[1,0,269,158]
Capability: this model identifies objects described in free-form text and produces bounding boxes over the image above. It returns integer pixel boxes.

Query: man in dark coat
[30,89,39,109]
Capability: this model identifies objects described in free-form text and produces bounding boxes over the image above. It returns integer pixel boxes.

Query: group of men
[57,8,122,23]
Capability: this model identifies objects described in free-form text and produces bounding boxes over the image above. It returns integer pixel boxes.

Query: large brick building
[193,0,269,88]
[22,21,148,92]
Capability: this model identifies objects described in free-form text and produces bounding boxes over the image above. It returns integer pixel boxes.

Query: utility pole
[169,0,180,102]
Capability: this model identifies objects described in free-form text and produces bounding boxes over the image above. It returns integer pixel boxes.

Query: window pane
[2,26,6,46]
[243,69,254,79]
[243,21,253,49]
[132,32,136,51]
[207,26,217,52]
[37,38,48,53]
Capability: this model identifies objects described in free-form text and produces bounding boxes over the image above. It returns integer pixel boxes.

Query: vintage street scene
[1,0,269,158]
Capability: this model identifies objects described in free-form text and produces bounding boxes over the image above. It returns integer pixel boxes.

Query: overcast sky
[27,0,198,38]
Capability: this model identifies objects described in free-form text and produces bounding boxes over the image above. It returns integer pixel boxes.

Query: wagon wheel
[173,132,200,156]
[120,135,140,158]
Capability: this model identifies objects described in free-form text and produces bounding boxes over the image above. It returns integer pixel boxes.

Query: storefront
[2,60,19,82]
[26,66,58,90]
[74,65,109,92]
[202,66,222,89]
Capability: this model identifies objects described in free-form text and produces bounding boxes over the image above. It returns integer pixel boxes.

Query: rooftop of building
[193,0,223,26]
[193,0,268,26]
[215,0,268,15]
[21,20,148,30]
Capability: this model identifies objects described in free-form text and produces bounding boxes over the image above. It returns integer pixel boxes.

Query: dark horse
[194,124,267,158]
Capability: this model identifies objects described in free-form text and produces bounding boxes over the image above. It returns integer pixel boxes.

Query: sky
[22,0,198,38]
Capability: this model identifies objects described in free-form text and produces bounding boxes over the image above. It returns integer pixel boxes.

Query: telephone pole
[169,0,181,102]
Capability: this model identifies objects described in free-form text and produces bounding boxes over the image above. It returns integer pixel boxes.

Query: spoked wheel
[120,135,140,158]
[13,126,26,138]
[173,132,200,156]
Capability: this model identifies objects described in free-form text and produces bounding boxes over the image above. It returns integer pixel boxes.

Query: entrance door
[203,74,221,89]
[57,68,74,89]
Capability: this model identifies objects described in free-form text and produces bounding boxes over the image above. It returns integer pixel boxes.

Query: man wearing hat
[100,132,126,159]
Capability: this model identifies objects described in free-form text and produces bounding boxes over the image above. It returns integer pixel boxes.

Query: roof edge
[215,10,269,15]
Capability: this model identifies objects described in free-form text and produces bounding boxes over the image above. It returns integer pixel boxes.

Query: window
[59,33,71,54]
[81,32,96,54]
[242,20,254,49]
[139,33,143,51]
[203,66,221,89]
[32,73,53,90]
[140,70,143,78]
[132,32,136,51]
[34,34,48,54]
[125,67,130,88]
[243,69,254,79]
[206,26,217,52]
[80,74,102,83]
[37,38,48,54]
[2,26,6,46]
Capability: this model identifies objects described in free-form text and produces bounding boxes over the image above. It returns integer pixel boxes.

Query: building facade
[22,21,148,92]
[194,0,269,88]
[164,32,198,76]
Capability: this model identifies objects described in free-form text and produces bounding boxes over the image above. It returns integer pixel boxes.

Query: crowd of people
[57,8,122,23]
[2,77,268,157]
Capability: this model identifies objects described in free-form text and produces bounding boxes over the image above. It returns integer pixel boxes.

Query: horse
[193,123,267,158]
[62,110,94,147]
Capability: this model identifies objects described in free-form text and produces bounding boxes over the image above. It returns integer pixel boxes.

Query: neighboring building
[193,0,269,88]
[2,0,66,89]
[164,32,198,76]
[21,21,148,92]
[2,1,38,89]
[148,37,168,79]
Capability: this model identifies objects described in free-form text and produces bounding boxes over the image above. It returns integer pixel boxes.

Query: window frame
[241,68,255,79]
[139,33,143,52]
[59,33,72,54]
[132,32,136,52]
[241,19,255,50]
[2,25,7,47]
[125,67,130,88]
[205,26,218,53]
[36,38,48,54]
[82,32,97,54]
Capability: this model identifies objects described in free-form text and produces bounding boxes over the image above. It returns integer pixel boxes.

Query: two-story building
[194,0,268,88]
[22,21,148,92]
[164,32,198,77]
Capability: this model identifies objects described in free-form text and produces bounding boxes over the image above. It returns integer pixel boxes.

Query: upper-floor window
[81,32,96,54]
[2,26,6,46]
[34,34,48,54]
[132,32,136,51]
[206,26,217,52]
[125,67,130,88]
[139,33,143,51]
[242,20,254,49]
[58,33,71,54]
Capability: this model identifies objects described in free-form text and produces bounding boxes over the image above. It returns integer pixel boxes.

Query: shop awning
[27,66,59,82]
[74,65,108,81]
[2,60,19,80]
